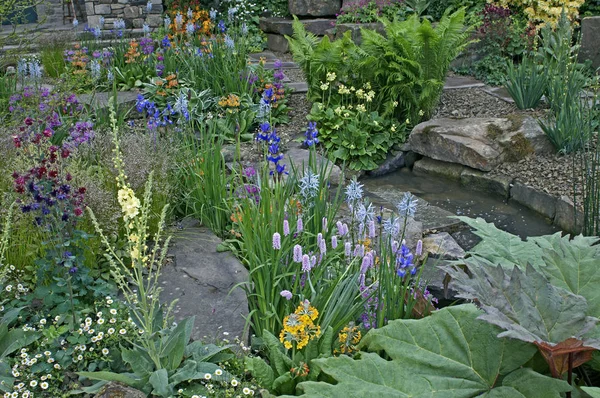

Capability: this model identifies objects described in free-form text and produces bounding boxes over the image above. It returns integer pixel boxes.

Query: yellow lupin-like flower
[117,187,141,220]
[326,72,336,82]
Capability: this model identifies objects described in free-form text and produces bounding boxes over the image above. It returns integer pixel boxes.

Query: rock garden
[1,0,600,397]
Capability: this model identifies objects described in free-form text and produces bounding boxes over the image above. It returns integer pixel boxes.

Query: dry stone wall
[84,0,163,30]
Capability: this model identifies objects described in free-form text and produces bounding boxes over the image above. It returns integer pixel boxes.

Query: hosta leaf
[446,261,600,348]
[286,305,570,397]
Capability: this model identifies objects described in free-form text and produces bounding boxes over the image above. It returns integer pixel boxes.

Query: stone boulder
[334,22,385,44]
[160,221,249,342]
[285,146,344,185]
[289,0,342,17]
[407,116,553,172]
[94,382,146,398]
[421,232,465,260]
[581,16,600,72]
[367,151,407,177]
[260,17,335,36]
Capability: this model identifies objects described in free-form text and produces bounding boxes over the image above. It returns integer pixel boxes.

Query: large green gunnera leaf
[455,218,600,315]
[454,217,545,268]
[537,234,600,315]
[286,305,571,398]
[446,261,600,348]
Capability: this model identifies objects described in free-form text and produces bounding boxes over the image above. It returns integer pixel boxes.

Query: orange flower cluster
[261,83,285,109]
[218,94,240,108]
[153,73,179,96]
[124,40,140,64]
[69,44,89,75]
[290,362,310,378]
[168,8,211,37]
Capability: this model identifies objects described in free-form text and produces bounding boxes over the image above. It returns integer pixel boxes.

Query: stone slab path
[159,220,249,343]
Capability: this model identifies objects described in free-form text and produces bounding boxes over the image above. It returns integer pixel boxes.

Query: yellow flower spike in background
[494,0,584,27]
[87,100,174,370]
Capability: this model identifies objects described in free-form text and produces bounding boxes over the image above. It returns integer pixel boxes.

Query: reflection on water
[361,168,560,239]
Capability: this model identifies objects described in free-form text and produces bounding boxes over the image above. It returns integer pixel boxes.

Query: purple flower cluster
[140,37,155,55]
[12,118,87,226]
[395,243,415,278]
[9,87,84,139]
[64,121,95,150]
[135,94,175,130]
[256,121,286,176]
[235,166,260,204]
[303,122,319,147]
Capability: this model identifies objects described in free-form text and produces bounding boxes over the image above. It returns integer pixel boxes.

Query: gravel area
[282,68,305,83]
[434,88,517,118]
[489,141,596,206]
[277,93,311,144]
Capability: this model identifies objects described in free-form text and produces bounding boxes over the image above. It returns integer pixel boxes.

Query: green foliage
[583,387,600,397]
[0,307,40,393]
[448,217,600,375]
[307,100,405,171]
[230,156,362,336]
[79,317,234,397]
[0,73,17,120]
[505,55,547,109]
[176,125,233,236]
[447,262,600,348]
[359,10,474,122]
[577,84,600,236]
[285,305,571,397]
[538,89,592,154]
[428,0,485,21]
[246,328,333,395]
[287,10,471,169]
[40,47,66,79]
[536,12,591,154]
[460,6,534,85]
[337,0,407,24]
[471,54,510,86]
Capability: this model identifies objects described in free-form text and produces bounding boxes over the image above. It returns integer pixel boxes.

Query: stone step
[160,220,249,343]
[287,81,308,93]
[443,75,485,90]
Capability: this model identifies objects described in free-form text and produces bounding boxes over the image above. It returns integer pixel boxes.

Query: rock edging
[412,157,583,234]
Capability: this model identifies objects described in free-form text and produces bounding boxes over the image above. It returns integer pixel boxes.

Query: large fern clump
[359,10,473,122]
[287,10,472,124]
[286,10,472,170]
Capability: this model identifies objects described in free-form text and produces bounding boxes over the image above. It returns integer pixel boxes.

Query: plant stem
[67,276,77,331]
[566,352,573,398]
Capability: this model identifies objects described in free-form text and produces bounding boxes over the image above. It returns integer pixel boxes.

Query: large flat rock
[407,116,553,171]
[260,17,336,36]
[361,182,462,233]
[289,0,342,17]
[160,221,249,342]
[285,144,343,184]
[581,16,600,71]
